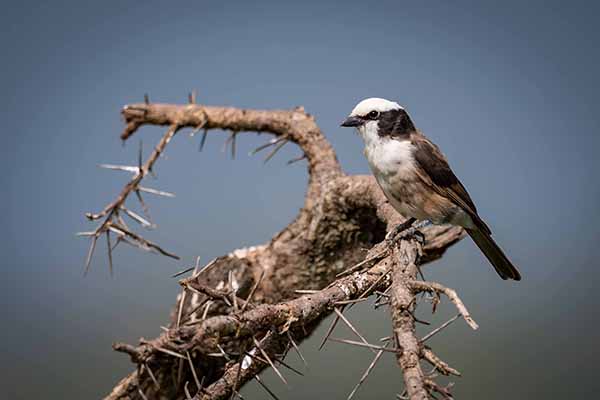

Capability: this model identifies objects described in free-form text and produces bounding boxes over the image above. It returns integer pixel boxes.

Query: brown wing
[410,132,491,234]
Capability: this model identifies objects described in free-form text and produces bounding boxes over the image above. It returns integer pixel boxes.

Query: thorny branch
[83,95,480,400]
[79,123,181,274]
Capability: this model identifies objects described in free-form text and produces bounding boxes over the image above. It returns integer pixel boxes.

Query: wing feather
[410,133,491,234]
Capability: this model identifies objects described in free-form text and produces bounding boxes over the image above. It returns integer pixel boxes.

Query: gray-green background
[2,0,599,398]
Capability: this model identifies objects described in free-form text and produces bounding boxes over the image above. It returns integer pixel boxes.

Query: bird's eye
[367,110,380,119]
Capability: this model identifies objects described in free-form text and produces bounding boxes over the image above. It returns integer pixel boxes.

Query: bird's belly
[364,139,472,227]
[372,165,465,225]
[375,171,430,220]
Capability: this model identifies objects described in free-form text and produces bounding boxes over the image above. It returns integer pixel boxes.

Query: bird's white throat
[358,121,415,178]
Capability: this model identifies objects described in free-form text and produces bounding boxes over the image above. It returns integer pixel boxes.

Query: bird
[341,97,521,281]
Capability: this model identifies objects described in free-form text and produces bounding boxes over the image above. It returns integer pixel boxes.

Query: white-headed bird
[341,98,521,280]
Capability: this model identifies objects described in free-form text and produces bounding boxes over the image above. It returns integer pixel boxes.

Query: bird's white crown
[350,97,403,117]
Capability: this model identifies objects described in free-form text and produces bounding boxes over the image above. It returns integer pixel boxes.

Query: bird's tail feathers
[467,228,521,281]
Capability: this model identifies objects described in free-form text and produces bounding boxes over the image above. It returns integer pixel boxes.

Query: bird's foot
[386,219,432,246]
[385,218,416,243]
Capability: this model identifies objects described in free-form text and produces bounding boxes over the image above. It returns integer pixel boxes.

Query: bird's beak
[340,115,363,127]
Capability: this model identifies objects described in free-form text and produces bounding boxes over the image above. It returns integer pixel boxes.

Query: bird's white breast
[358,121,422,218]
[359,121,416,179]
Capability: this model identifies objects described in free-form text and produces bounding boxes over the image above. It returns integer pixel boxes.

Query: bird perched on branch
[341,98,521,280]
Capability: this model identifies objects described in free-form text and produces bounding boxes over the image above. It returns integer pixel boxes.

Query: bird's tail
[466,228,521,281]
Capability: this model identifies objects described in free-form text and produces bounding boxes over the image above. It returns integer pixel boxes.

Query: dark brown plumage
[411,132,520,280]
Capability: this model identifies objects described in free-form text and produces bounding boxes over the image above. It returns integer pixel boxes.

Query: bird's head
[341,97,415,140]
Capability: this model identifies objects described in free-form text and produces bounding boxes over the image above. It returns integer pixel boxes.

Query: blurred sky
[1,0,599,398]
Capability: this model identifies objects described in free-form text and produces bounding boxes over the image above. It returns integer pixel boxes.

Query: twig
[182,281,233,307]
[425,378,454,400]
[106,231,114,277]
[328,337,399,353]
[154,346,186,360]
[286,154,306,165]
[83,234,98,276]
[177,289,187,328]
[201,301,212,320]
[286,331,307,367]
[184,381,193,400]
[137,388,149,400]
[409,281,479,330]
[333,307,376,354]
[241,270,264,313]
[143,363,160,388]
[186,351,202,391]
[251,137,286,155]
[230,349,244,400]
[121,206,153,229]
[347,341,389,400]
[254,375,280,400]
[421,314,460,343]
[336,249,387,277]
[108,222,178,259]
[263,139,287,163]
[318,310,342,350]
[223,131,238,159]
[334,298,369,306]
[199,129,208,151]
[422,348,461,377]
[253,336,287,385]
[138,186,175,198]
[81,124,180,273]
[243,350,304,377]
[172,265,197,278]
[216,344,232,361]
[182,298,209,325]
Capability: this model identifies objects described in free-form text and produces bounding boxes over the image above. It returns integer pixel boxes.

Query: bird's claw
[385,218,416,243]
[385,229,398,242]
[386,219,430,247]
[412,229,426,245]
[387,226,425,247]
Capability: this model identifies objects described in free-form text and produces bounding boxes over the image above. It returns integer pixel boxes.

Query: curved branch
[421,347,461,377]
[409,280,479,330]
[81,99,345,274]
[120,102,342,185]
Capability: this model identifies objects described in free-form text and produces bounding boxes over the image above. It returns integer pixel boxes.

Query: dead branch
[113,245,392,364]
[119,102,341,184]
[79,123,181,273]
[421,347,461,377]
[389,239,429,400]
[386,238,478,399]
[82,97,478,400]
[409,281,478,330]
